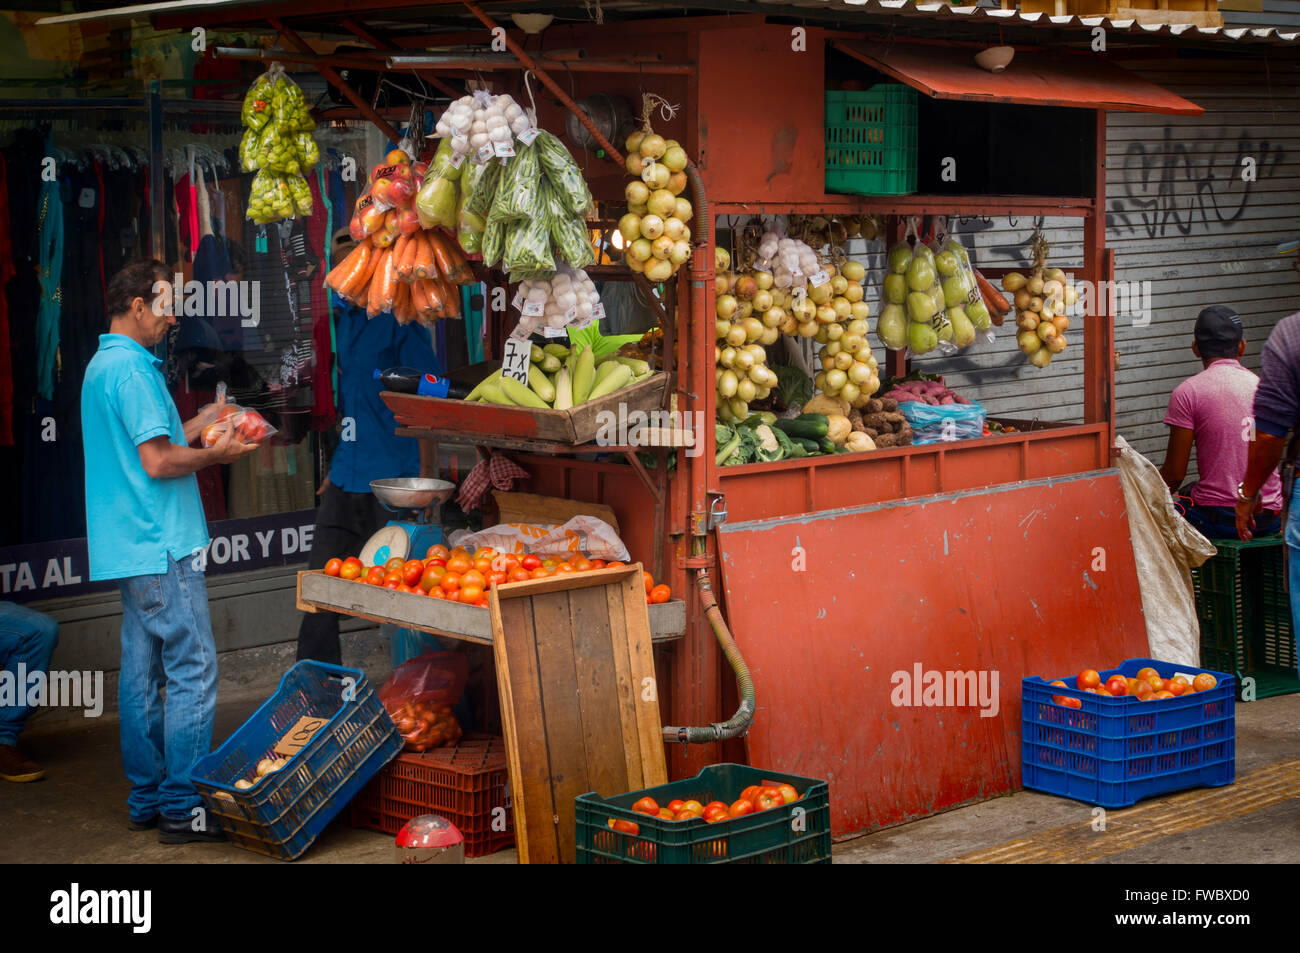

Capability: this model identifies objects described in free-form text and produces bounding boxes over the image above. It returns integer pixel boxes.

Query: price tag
[476,143,495,164]
[516,127,540,146]
[966,286,982,305]
[449,151,467,170]
[493,138,516,158]
[501,336,532,384]
[790,270,803,285]
[78,188,96,209]
[542,325,569,338]
[571,312,596,331]
[508,320,533,341]
[591,301,606,320]
[512,288,526,310]
[273,716,328,758]
[522,299,545,318]
[808,269,830,288]
[563,305,578,323]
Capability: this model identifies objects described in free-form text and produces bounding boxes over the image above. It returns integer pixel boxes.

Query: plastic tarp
[1114,435,1217,666]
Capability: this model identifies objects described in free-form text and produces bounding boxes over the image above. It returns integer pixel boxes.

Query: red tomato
[572,557,594,573]
[324,558,343,577]
[473,547,498,562]
[339,557,363,581]
[1192,673,1217,692]
[665,799,685,813]
[703,801,728,815]
[1105,676,1129,696]
[475,597,489,608]
[440,572,461,593]
[606,561,625,568]
[459,584,484,604]
[754,791,782,811]
[365,567,386,586]
[657,809,675,821]
[427,588,446,600]
[461,570,486,590]
[1076,669,1101,690]
[424,557,446,570]
[739,785,761,803]
[631,797,659,815]
[530,568,552,579]
[606,818,639,836]
[728,799,754,818]
[555,563,576,574]
[704,808,728,824]
[384,557,405,573]
[419,565,445,592]
[384,581,400,590]
[508,568,531,583]
[775,785,798,805]
[384,571,403,587]
[680,800,704,815]
[1135,667,1159,682]
[1167,676,1190,696]
[396,584,413,594]
[649,584,671,604]
[486,571,507,587]
[472,557,493,575]
[426,545,449,561]
[445,555,472,575]
[643,571,654,594]
[521,554,541,571]
[590,559,607,570]
[674,810,701,822]
[402,560,425,587]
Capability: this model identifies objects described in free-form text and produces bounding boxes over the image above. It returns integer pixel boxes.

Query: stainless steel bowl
[370,478,457,510]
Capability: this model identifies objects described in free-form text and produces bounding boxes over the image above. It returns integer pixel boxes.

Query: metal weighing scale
[362,478,457,567]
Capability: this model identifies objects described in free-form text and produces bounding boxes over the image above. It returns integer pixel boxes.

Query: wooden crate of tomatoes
[1022,657,1235,809]
[575,764,831,864]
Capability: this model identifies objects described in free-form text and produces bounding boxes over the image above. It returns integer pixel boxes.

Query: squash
[825,413,852,447]
[845,431,876,453]
[801,393,851,418]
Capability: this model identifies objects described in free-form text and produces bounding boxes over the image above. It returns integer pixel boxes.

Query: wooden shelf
[297,571,686,643]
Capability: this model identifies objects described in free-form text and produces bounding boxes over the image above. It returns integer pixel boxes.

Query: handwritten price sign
[502,336,532,385]
[273,716,328,758]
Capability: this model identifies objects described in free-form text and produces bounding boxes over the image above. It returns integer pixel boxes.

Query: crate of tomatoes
[575,764,830,864]
[1022,657,1235,809]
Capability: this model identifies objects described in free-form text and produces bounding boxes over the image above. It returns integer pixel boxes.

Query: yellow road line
[949,759,1300,864]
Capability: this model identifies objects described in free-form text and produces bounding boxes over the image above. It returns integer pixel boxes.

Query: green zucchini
[792,436,820,455]
[817,435,836,454]
[775,414,829,439]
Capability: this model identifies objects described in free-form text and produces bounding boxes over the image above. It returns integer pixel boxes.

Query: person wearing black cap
[1159,305,1283,539]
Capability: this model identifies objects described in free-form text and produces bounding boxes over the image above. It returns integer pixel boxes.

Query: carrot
[377,244,399,313]
[340,241,379,302]
[974,268,1010,326]
[390,233,411,281]
[367,247,389,318]
[413,232,438,281]
[396,231,420,282]
[422,277,446,318]
[427,231,462,285]
[329,241,372,296]
[410,277,432,318]
[436,276,460,318]
[440,232,474,285]
[392,281,413,325]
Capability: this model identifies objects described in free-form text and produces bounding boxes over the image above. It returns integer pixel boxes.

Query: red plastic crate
[348,734,514,857]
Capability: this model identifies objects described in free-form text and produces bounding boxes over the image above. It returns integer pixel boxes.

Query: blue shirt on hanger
[329,303,440,494]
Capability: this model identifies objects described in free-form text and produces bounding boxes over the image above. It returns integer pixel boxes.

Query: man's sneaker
[0,744,44,782]
[158,814,226,844]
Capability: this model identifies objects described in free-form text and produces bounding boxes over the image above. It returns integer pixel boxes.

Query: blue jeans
[117,556,218,822]
[0,602,59,745]
[1184,502,1281,540]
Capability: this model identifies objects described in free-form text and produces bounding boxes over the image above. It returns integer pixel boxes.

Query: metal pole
[148,78,164,261]
[460,0,626,168]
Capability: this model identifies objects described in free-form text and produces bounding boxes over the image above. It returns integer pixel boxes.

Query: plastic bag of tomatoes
[200,405,279,448]
[379,650,468,752]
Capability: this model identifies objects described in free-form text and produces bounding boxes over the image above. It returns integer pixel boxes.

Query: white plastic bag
[1114,435,1217,666]
[455,515,630,562]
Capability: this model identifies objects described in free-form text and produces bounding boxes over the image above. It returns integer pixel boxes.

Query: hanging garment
[307,171,335,430]
[0,154,14,446]
[35,151,64,402]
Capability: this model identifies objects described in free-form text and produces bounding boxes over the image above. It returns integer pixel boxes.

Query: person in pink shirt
[1159,305,1283,539]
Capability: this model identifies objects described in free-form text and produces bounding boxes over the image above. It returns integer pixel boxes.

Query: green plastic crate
[825,86,918,197]
[1191,536,1300,700]
[575,764,831,864]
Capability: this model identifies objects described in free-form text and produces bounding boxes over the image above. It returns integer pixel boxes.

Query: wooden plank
[493,596,560,864]
[568,585,630,798]
[497,564,638,600]
[530,589,589,863]
[493,490,620,535]
[613,573,669,787]
[603,576,648,788]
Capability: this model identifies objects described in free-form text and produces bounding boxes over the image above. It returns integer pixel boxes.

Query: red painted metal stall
[153,4,1206,840]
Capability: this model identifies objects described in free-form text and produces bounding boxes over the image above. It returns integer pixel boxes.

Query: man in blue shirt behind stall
[296,231,440,665]
[81,259,257,843]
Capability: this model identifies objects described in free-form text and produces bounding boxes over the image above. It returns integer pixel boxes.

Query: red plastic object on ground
[395,814,465,864]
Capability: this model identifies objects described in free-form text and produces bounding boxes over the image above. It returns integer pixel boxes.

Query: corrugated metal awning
[833,40,1204,115]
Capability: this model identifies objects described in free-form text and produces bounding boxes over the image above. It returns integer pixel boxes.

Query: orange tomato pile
[322,545,672,610]
[1050,666,1218,707]
[606,782,801,836]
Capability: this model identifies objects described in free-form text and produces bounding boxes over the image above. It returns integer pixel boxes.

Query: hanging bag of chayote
[239,63,320,224]
[876,219,957,357]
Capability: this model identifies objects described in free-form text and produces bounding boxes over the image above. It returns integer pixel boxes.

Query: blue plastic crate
[575,764,831,864]
[192,661,402,860]
[1021,658,1234,808]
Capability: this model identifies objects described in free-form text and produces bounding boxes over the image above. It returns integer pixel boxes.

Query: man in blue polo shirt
[81,259,256,844]
[296,231,439,664]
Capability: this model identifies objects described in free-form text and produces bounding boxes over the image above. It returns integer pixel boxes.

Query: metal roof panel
[834,39,1205,115]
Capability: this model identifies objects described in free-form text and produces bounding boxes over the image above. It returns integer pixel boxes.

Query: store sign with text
[0,510,318,604]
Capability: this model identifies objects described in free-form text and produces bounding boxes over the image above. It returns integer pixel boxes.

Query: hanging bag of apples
[618,94,693,283]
